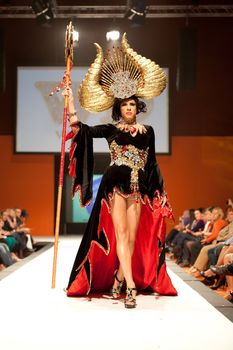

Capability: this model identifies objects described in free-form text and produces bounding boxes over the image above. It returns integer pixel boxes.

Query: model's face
[120,99,137,124]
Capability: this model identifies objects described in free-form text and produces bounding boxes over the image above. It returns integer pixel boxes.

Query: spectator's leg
[208,244,223,266]
[172,232,188,261]
[216,245,233,266]
[222,253,233,301]
[193,244,215,274]
[179,236,197,266]
[0,243,14,267]
[185,239,203,265]
[166,229,179,247]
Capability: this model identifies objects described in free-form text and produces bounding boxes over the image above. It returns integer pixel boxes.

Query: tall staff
[51,22,74,288]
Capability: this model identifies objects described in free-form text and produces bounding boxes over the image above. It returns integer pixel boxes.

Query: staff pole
[51,22,74,288]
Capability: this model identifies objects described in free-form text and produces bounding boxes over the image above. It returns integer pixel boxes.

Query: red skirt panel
[67,198,177,297]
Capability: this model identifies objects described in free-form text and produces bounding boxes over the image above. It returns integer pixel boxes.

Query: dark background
[0,1,233,137]
[0,1,233,236]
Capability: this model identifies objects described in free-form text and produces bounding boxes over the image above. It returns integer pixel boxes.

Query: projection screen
[16,67,169,154]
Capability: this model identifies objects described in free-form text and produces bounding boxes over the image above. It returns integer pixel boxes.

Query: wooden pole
[51,26,73,288]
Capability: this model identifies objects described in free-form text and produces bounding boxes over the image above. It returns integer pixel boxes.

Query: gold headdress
[78,33,167,112]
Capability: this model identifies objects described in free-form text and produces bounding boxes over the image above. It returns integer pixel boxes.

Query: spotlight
[31,0,54,24]
[125,0,146,26]
[106,30,120,41]
[73,30,79,42]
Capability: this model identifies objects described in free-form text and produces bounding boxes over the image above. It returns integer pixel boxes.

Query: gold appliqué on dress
[109,140,148,192]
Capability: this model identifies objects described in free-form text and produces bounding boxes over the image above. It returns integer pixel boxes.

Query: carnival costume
[66,34,177,297]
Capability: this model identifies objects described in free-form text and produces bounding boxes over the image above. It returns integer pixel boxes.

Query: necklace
[116,122,147,137]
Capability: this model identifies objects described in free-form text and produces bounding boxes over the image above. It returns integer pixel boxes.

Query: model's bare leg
[112,195,141,287]
[111,193,134,286]
[126,197,142,254]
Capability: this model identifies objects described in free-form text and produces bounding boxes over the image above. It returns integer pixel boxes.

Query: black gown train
[66,122,177,297]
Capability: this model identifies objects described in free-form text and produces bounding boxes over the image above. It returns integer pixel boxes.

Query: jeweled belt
[109,140,148,192]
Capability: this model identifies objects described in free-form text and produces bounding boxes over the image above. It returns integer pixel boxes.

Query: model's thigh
[126,198,142,241]
[111,192,128,238]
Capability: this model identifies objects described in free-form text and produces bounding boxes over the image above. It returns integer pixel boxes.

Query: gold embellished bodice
[109,140,148,192]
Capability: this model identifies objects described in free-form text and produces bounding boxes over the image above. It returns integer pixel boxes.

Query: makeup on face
[120,99,137,124]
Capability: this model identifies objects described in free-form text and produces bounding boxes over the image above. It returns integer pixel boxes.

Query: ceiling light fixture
[31,0,54,24]
[106,30,120,41]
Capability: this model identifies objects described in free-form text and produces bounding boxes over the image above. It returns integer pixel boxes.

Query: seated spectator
[171,208,205,265]
[15,208,34,250]
[200,234,233,288]
[226,198,233,210]
[1,209,31,258]
[204,209,233,268]
[190,207,228,276]
[166,209,194,249]
[0,216,20,263]
[0,241,14,268]
[207,249,233,302]
[180,207,213,267]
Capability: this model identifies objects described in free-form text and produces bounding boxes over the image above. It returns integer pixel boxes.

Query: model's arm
[62,87,114,139]
[62,87,80,134]
[146,126,164,193]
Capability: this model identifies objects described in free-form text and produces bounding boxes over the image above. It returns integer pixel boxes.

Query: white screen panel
[16,67,169,153]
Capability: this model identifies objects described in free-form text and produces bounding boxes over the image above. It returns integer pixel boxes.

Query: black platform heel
[210,275,225,290]
[124,287,137,309]
[111,271,124,299]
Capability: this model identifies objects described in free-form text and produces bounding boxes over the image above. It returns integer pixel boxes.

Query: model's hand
[62,86,74,102]
[62,87,77,116]
[62,87,80,133]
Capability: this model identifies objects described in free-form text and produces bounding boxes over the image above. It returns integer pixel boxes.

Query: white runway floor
[1,237,233,350]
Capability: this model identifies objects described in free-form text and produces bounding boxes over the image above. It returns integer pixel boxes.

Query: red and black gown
[66,122,177,297]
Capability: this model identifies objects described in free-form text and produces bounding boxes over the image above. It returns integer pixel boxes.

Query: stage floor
[0,237,233,350]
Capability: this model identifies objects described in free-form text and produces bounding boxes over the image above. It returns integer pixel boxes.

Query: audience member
[166,209,194,249]
[190,207,228,275]
[178,208,213,267]
[0,207,35,268]
[171,208,205,264]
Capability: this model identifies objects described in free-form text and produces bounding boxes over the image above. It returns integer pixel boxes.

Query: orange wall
[0,135,232,235]
[0,136,54,236]
[159,136,233,230]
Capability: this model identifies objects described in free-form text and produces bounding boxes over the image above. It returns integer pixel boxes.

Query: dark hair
[196,207,205,214]
[111,95,147,122]
[21,209,29,219]
[188,209,195,226]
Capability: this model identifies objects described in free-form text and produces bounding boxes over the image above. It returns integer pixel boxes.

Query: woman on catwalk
[65,34,177,308]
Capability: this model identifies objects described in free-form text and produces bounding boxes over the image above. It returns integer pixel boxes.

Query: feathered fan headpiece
[78,33,167,112]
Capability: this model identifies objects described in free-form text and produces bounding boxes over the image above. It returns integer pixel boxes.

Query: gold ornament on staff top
[65,21,74,62]
[78,33,167,113]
